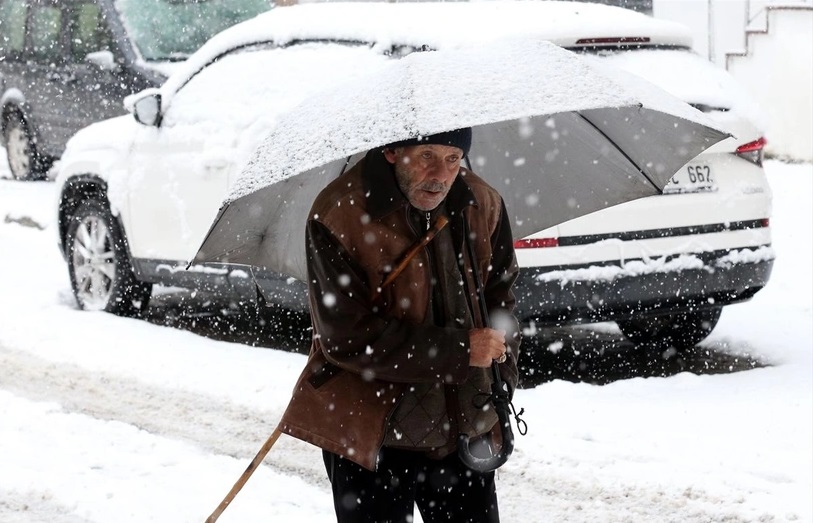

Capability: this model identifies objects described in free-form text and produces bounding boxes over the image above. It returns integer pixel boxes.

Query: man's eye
[447,156,460,163]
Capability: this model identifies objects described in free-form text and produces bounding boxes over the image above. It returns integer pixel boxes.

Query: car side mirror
[85,50,119,72]
[129,90,163,127]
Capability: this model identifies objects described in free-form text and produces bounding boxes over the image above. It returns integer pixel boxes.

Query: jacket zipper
[414,207,461,447]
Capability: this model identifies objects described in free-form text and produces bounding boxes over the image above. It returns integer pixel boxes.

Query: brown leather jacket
[278,149,520,471]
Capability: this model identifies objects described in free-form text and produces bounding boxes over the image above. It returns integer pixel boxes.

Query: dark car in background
[0,0,271,180]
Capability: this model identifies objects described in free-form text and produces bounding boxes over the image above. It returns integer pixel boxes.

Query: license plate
[664,164,717,194]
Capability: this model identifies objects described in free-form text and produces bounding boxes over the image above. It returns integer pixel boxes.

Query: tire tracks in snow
[0,344,781,522]
[0,344,328,491]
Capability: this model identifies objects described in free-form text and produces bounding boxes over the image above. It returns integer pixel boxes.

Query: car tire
[66,199,151,316]
[3,112,49,181]
[617,307,723,349]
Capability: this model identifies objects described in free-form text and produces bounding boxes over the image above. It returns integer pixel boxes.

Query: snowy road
[1,160,811,522]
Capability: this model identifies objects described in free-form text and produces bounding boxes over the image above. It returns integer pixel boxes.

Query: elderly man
[279,128,521,523]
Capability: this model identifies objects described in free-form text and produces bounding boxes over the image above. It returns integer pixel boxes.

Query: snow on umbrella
[192,35,728,281]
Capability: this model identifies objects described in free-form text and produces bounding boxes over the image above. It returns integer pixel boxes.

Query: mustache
[418,181,447,193]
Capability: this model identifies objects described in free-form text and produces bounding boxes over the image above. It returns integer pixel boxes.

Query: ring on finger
[497,353,507,364]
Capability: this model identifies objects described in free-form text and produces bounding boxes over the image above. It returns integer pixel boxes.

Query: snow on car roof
[162,1,692,97]
[240,1,692,49]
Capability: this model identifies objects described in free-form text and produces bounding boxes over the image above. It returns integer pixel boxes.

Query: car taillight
[514,238,559,249]
[735,137,767,167]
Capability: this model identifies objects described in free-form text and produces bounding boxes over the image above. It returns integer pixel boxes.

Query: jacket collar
[361,149,479,220]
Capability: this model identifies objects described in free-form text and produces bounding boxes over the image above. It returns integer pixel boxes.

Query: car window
[115,0,272,61]
[0,0,27,58]
[29,4,63,62]
[68,2,112,62]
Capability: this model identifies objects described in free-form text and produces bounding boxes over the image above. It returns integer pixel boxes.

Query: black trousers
[322,447,500,523]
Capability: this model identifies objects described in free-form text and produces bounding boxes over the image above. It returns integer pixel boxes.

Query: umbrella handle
[457,364,515,473]
[457,214,521,472]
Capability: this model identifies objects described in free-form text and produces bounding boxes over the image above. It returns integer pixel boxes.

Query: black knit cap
[388,127,472,156]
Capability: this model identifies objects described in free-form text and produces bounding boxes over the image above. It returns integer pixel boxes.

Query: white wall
[727,7,813,161]
[653,0,813,161]
[653,0,811,65]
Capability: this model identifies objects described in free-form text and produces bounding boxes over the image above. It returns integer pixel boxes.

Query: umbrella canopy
[193,36,728,281]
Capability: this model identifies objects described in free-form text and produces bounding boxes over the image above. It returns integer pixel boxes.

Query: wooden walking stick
[205,427,282,523]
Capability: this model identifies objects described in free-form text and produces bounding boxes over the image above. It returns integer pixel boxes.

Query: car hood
[56,116,139,193]
[61,116,137,160]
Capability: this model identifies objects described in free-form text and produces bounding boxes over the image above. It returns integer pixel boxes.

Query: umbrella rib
[338,155,354,176]
[576,112,661,193]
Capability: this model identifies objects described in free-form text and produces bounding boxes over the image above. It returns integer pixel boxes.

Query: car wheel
[3,112,48,181]
[617,307,723,349]
[66,199,151,316]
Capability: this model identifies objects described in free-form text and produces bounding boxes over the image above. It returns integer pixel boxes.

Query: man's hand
[468,328,507,368]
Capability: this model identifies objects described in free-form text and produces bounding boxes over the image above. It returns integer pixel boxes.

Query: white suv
[55,1,772,348]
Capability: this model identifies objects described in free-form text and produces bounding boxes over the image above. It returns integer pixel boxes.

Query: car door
[123,52,247,264]
[12,0,73,157]
[0,0,28,90]
[124,100,234,264]
[62,1,139,131]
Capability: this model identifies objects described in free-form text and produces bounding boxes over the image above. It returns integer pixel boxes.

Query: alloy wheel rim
[6,125,31,179]
[72,216,117,310]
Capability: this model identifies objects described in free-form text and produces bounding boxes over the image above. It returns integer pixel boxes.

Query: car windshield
[115,0,272,61]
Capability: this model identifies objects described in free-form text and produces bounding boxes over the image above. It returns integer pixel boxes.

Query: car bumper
[253,268,310,311]
[513,248,774,325]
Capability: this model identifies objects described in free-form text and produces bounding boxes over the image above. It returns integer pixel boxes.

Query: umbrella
[196,36,730,512]
[193,36,727,280]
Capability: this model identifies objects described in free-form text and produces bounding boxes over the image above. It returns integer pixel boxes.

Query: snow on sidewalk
[0,161,810,522]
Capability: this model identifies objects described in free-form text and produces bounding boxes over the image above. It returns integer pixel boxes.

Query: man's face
[383,144,463,211]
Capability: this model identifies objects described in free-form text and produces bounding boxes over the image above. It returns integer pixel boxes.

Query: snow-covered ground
[0,157,811,522]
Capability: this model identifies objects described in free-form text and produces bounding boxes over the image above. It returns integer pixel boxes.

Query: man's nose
[427,161,453,180]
